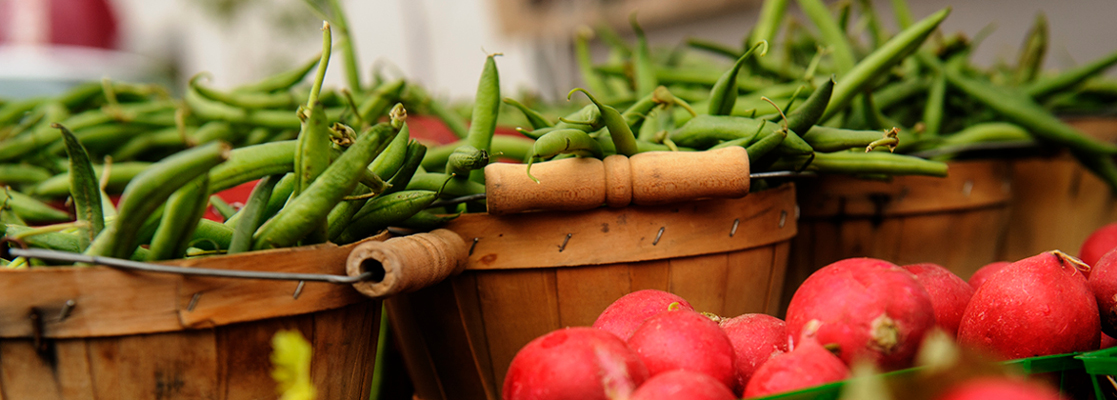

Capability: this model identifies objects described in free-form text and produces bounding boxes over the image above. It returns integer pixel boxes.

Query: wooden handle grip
[347,229,467,298]
[484,146,750,215]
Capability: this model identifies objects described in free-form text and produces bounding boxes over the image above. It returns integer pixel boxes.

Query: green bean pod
[466,54,502,159]
[803,126,900,152]
[233,53,321,93]
[208,195,237,221]
[0,97,46,126]
[784,76,835,135]
[1013,12,1048,85]
[574,26,613,98]
[56,124,104,249]
[191,218,235,251]
[630,15,659,97]
[568,88,638,156]
[774,130,815,155]
[889,0,916,28]
[111,126,197,161]
[252,123,399,249]
[383,141,427,196]
[796,0,856,74]
[1025,49,1117,100]
[0,164,52,186]
[503,97,553,130]
[820,7,951,122]
[228,174,281,254]
[708,41,769,116]
[0,188,71,223]
[395,210,459,231]
[341,190,439,242]
[191,76,296,109]
[405,172,486,198]
[209,140,296,194]
[922,73,947,136]
[669,115,769,149]
[369,121,412,179]
[772,151,948,177]
[147,175,210,260]
[34,162,152,197]
[0,101,174,161]
[86,141,230,259]
[934,57,1117,156]
[358,79,406,123]
[445,145,489,177]
[745,128,787,160]
[294,102,332,198]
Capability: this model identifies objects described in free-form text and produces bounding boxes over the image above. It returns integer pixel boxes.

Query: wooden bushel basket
[999,117,1117,261]
[387,183,798,400]
[783,160,1013,314]
[0,232,389,400]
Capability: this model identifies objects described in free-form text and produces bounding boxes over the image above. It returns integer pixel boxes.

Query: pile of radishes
[500,222,1117,400]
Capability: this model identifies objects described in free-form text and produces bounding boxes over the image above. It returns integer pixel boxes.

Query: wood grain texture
[447,183,797,270]
[0,232,388,339]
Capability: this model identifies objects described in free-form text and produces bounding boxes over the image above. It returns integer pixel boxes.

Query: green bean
[405,172,485,198]
[686,38,742,60]
[190,75,297,109]
[192,218,234,251]
[1026,49,1117,100]
[294,103,331,197]
[34,162,151,197]
[341,190,439,242]
[669,115,769,149]
[56,124,104,250]
[445,145,488,178]
[208,140,296,193]
[623,86,676,128]
[526,128,604,182]
[147,175,210,260]
[931,56,1117,156]
[594,64,771,93]
[208,195,237,221]
[745,128,787,160]
[921,73,947,136]
[1014,12,1048,85]
[569,88,638,156]
[889,0,915,29]
[426,95,469,139]
[856,0,889,49]
[821,7,951,122]
[772,151,948,176]
[111,126,197,161]
[752,0,789,48]
[86,141,230,259]
[0,187,70,223]
[803,126,901,152]
[184,89,338,129]
[491,135,536,162]
[784,76,834,136]
[574,26,613,98]
[503,98,553,130]
[0,101,174,161]
[874,76,931,110]
[358,79,406,123]
[466,54,503,159]
[259,173,296,227]
[369,121,412,179]
[326,0,362,94]
[595,22,632,58]
[709,41,769,116]
[0,164,52,186]
[228,174,281,254]
[233,53,321,93]
[774,129,814,155]
[0,97,46,126]
[383,141,427,197]
[252,122,398,249]
[911,123,1035,159]
[395,210,459,231]
[4,224,80,254]
[796,0,856,74]
[630,15,659,97]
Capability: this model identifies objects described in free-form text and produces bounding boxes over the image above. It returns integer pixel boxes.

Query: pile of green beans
[0,6,485,267]
[487,0,1117,190]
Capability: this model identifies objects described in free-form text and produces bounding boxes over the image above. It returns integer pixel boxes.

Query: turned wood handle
[484,147,750,215]
[346,229,468,298]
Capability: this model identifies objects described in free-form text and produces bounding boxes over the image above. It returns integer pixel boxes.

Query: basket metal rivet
[653,227,665,246]
[58,299,76,322]
[293,281,306,299]
[558,233,573,253]
[779,210,788,228]
[187,292,202,312]
[730,219,740,237]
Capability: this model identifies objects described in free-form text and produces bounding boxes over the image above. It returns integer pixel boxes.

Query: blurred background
[1,0,1116,102]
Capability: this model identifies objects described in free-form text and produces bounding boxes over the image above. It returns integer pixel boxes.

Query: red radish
[957,251,1100,360]
[1103,333,1117,350]
[742,339,849,398]
[1088,248,1117,337]
[785,257,936,371]
[594,289,694,340]
[626,309,736,389]
[719,313,788,395]
[628,370,736,400]
[902,263,975,336]
[968,261,1011,290]
[1080,222,1117,268]
[503,327,649,400]
[935,377,1064,400]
